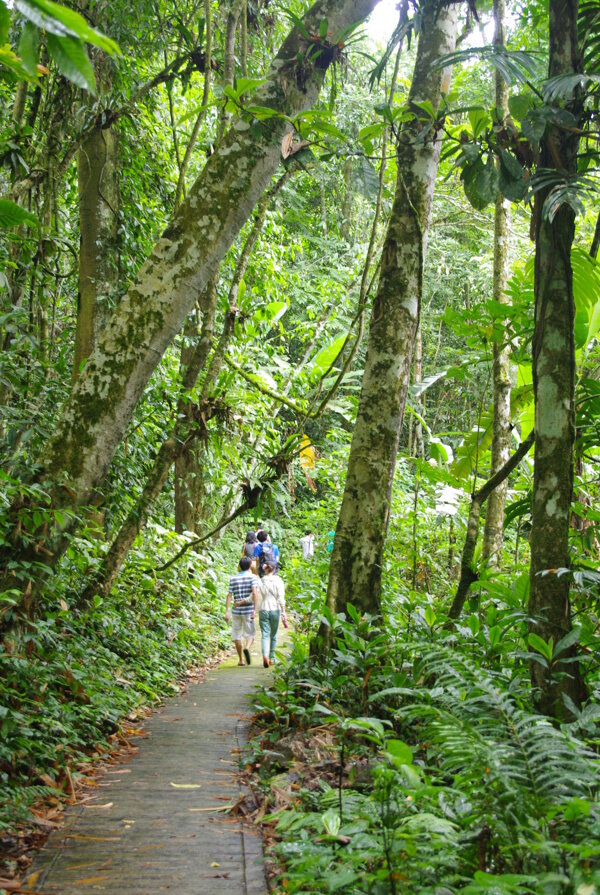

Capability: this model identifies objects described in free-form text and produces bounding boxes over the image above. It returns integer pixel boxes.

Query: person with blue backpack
[253,530,280,578]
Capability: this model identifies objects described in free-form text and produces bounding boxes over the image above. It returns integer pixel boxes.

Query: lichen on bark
[322,0,458,627]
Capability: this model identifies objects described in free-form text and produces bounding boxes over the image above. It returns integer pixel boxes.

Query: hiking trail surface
[31,650,269,894]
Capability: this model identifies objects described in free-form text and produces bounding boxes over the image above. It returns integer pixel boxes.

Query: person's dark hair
[256,522,263,530]
[239,556,252,571]
[245,531,257,543]
[262,563,276,574]
[305,529,312,535]
[257,530,268,543]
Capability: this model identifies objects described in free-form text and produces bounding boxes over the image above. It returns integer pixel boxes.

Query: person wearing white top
[300,530,314,561]
[258,563,287,668]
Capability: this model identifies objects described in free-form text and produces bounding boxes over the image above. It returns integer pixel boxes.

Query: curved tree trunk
[482,0,512,567]
[0,0,378,605]
[528,0,584,718]
[322,0,457,625]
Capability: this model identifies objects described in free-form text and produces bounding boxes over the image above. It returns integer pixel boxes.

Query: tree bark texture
[73,123,119,378]
[482,0,511,567]
[84,280,219,601]
[528,0,583,718]
[323,0,457,620]
[174,283,219,534]
[0,0,378,600]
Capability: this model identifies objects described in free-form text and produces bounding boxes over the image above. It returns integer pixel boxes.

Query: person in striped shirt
[225,556,259,665]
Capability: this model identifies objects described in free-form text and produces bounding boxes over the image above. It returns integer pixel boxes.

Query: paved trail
[32,649,269,895]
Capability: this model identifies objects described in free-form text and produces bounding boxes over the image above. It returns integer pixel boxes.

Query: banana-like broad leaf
[310,334,347,380]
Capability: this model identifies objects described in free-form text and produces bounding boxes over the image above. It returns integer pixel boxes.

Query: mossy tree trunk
[73,123,119,379]
[0,0,378,606]
[482,0,512,568]
[528,0,584,718]
[323,0,457,623]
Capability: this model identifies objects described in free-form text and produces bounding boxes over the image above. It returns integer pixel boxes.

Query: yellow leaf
[169,783,202,789]
[211,862,220,868]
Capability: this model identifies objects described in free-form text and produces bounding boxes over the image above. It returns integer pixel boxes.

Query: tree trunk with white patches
[1,0,376,603]
[528,0,584,718]
[482,0,512,568]
[73,123,119,379]
[322,0,457,625]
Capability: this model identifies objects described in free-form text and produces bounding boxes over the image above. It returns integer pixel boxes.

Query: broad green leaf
[386,738,413,766]
[465,153,499,209]
[508,92,534,120]
[499,149,527,201]
[19,21,39,75]
[0,44,32,80]
[47,33,96,92]
[0,2,10,44]
[310,335,347,379]
[14,0,119,54]
[527,632,553,661]
[0,199,39,229]
[468,107,490,139]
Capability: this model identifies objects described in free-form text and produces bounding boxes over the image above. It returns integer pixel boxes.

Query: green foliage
[252,590,600,895]
[0,522,231,831]
[1,0,120,93]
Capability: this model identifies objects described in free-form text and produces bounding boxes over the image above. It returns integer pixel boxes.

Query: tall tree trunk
[73,123,119,378]
[0,0,378,607]
[323,0,457,624]
[528,0,584,718]
[482,0,512,567]
[82,281,219,601]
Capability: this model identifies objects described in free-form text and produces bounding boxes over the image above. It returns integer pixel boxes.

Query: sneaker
[263,656,269,668]
[244,647,251,665]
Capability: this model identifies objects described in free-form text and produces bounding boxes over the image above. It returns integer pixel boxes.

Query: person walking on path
[254,529,280,577]
[241,530,258,573]
[258,563,287,668]
[225,556,259,665]
[300,529,314,561]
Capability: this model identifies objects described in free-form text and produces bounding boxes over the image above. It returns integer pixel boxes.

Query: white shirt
[258,575,286,612]
[300,534,314,559]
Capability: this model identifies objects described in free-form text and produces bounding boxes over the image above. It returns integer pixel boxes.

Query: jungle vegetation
[1,0,600,891]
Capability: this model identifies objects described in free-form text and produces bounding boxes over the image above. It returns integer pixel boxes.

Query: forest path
[31,648,269,895]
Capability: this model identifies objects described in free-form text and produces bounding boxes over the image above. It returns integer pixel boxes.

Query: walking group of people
[225,524,287,669]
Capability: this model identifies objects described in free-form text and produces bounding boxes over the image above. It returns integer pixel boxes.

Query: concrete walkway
[32,648,269,895]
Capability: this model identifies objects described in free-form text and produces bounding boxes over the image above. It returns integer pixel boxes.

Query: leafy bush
[253,599,600,895]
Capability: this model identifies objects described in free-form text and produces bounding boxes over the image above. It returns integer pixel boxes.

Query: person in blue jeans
[257,563,287,667]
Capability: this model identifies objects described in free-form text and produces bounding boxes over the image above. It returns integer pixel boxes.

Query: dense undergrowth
[0,521,234,832]
[253,558,600,895]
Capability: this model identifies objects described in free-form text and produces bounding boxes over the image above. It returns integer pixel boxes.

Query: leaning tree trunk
[0,0,378,606]
[528,0,584,718]
[323,0,457,624]
[482,0,512,567]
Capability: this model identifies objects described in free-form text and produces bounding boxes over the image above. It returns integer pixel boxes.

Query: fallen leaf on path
[71,876,109,885]
[169,783,201,789]
[210,861,220,867]
[27,872,39,887]
[188,805,234,812]
[83,802,113,809]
